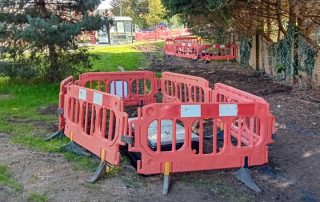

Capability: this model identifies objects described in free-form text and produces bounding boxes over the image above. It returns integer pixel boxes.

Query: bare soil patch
[38,104,58,115]
[139,43,320,201]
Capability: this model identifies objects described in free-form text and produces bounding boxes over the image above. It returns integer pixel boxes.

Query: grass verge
[90,43,149,71]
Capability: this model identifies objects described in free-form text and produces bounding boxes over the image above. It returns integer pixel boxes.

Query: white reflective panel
[79,89,87,101]
[93,92,103,105]
[181,105,201,118]
[110,81,128,98]
[219,104,238,116]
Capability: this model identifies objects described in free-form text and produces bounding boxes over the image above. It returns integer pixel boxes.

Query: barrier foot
[62,141,91,157]
[44,130,64,141]
[234,167,261,193]
[88,161,107,183]
[162,175,170,195]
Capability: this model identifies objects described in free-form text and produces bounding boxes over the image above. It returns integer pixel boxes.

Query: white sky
[97,0,112,10]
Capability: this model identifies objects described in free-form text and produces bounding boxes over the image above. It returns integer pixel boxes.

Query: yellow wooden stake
[70,131,74,141]
[164,162,170,176]
[100,149,105,161]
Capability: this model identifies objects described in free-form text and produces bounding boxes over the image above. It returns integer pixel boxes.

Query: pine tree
[0,0,108,81]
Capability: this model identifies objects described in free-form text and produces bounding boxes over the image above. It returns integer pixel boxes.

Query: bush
[0,61,38,79]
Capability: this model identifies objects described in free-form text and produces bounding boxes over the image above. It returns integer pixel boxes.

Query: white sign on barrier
[219,104,238,116]
[181,105,201,117]
[93,92,103,105]
[110,81,128,98]
[79,89,87,101]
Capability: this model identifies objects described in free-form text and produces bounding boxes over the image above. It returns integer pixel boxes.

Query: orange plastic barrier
[213,83,268,104]
[76,71,158,107]
[174,37,201,60]
[135,28,191,41]
[164,37,237,61]
[213,83,275,144]
[201,44,237,61]
[58,76,74,131]
[62,81,128,165]
[161,72,211,103]
[56,71,274,188]
[127,102,272,175]
[164,39,176,56]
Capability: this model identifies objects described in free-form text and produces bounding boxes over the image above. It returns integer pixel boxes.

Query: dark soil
[140,43,320,201]
[38,104,58,115]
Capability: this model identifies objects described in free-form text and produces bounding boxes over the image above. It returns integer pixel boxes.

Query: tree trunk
[48,44,60,82]
[276,0,286,41]
[266,2,271,37]
[289,0,298,77]
[288,0,296,25]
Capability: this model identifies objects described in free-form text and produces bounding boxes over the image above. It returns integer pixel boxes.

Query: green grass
[153,41,164,50]
[0,78,98,172]
[11,135,69,152]
[90,43,148,71]
[27,192,48,202]
[0,164,23,192]
[0,78,99,171]
[63,152,99,172]
[0,42,156,172]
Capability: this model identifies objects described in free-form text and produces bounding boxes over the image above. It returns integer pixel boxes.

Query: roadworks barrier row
[164,36,238,61]
[49,71,275,194]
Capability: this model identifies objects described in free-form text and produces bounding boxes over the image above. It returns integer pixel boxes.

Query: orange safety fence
[55,71,275,187]
[135,28,191,41]
[128,101,272,175]
[164,37,237,61]
[164,38,176,56]
[213,83,275,146]
[174,37,202,60]
[58,76,74,131]
[200,44,237,61]
[62,80,128,165]
[161,72,211,103]
[76,71,158,107]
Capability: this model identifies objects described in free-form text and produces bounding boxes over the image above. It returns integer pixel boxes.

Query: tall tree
[142,0,166,27]
[0,0,108,81]
[110,0,149,28]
